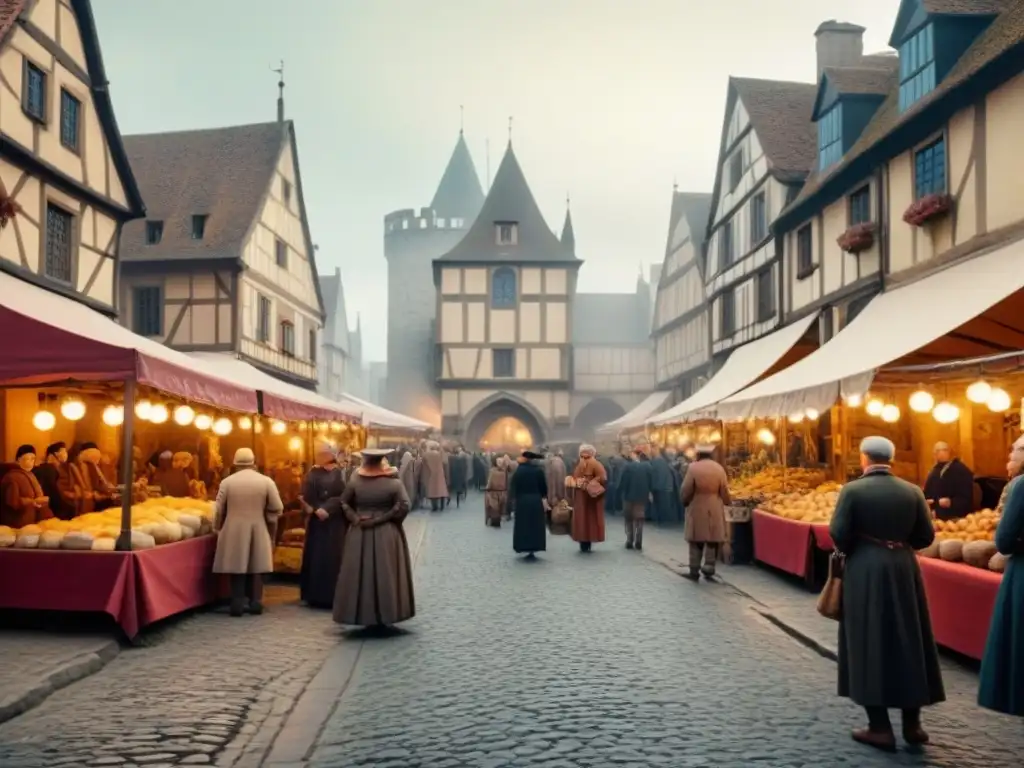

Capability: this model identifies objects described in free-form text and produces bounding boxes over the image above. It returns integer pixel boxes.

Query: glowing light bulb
[102,404,124,427]
[986,388,1011,413]
[148,404,169,424]
[709,430,722,442]
[135,400,152,420]
[288,435,303,452]
[909,390,934,413]
[789,412,804,423]
[271,420,287,435]
[932,401,960,424]
[194,414,213,431]
[60,398,86,421]
[866,398,884,417]
[844,393,863,407]
[173,405,195,426]
[881,404,900,423]
[805,408,819,420]
[32,410,55,431]
[238,416,252,430]
[212,417,233,436]
[966,380,992,404]
[756,428,776,446]
[330,421,341,432]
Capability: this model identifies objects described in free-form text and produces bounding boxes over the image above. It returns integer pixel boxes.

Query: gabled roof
[890,0,1011,45]
[730,78,819,183]
[812,59,900,119]
[319,269,349,353]
[667,191,712,254]
[560,203,575,254]
[572,293,649,345]
[121,122,287,262]
[435,143,578,264]
[430,131,485,221]
[779,2,1023,231]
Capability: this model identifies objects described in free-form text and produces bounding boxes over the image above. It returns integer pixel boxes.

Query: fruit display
[0,496,215,552]
[729,466,832,500]
[920,508,1003,572]
[760,485,841,523]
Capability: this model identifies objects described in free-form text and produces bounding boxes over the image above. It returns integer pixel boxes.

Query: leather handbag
[585,478,605,498]
[817,550,845,621]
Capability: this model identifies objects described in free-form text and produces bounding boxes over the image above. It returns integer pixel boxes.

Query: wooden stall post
[115,380,136,552]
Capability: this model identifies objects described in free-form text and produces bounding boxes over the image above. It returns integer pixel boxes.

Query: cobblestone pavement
[311,503,1024,768]
[0,515,428,768]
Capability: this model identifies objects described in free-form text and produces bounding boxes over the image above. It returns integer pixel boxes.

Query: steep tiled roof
[436,143,577,264]
[572,293,650,345]
[823,60,899,97]
[782,3,1024,226]
[923,0,1011,13]
[731,78,819,180]
[430,131,484,221]
[560,205,575,254]
[0,0,24,41]
[121,122,287,262]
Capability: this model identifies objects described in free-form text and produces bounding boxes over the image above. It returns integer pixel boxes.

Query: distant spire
[485,138,491,190]
[673,176,678,193]
[459,104,464,135]
[272,60,285,122]
[560,193,575,254]
[508,116,513,146]
[431,130,485,220]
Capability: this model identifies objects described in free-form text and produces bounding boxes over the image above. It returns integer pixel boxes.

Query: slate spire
[560,194,575,254]
[430,131,485,221]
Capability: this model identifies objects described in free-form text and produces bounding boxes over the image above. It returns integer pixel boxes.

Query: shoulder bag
[816,550,845,621]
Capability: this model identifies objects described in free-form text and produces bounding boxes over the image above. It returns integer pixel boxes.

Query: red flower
[837,222,876,254]
[903,193,953,227]
[0,182,21,230]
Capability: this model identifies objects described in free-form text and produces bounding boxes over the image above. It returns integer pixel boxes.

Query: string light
[932,401,960,424]
[789,412,804,423]
[212,417,233,436]
[844,393,863,407]
[102,404,124,427]
[881,404,901,423]
[866,398,884,416]
[173,405,195,426]
[756,428,776,445]
[148,404,169,424]
[987,388,1011,412]
[288,436,303,452]
[60,397,86,421]
[805,408,819,420]
[194,414,213,431]
[271,420,287,435]
[135,400,152,420]
[966,380,992,404]
[238,415,252,430]
[909,390,934,413]
[32,410,55,431]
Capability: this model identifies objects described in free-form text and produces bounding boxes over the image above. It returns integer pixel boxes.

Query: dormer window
[818,103,843,171]
[191,214,207,240]
[496,222,518,246]
[898,24,936,112]
[145,220,163,245]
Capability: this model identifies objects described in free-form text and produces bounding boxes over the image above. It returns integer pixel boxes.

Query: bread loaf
[989,552,1008,573]
[14,534,40,548]
[962,540,998,569]
[130,530,156,550]
[38,531,64,549]
[938,539,964,562]
[61,532,95,550]
[91,537,116,552]
[916,541,940,558]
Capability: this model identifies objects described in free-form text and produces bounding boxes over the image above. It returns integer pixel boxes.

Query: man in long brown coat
[545,450,567,508]
[680,444,730,580]
[423,441,448,512]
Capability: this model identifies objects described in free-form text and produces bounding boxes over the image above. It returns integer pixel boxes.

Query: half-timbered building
[117,119,324,391]
[0,0,143,312]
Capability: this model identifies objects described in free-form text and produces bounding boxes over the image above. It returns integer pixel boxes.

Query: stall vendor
[1,445,53,527]
[152,450,190,497]
[32,442,77,520]
[923,441,975,520]
[78,442,117,511]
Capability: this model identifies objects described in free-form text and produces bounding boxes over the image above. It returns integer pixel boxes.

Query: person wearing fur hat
[1,445,52,528]
[299,442,347,609]
[321,448,415,628]
[213,448,285,617]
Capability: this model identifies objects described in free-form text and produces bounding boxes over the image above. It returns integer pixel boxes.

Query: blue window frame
[59,89,80,151]
[23,60,46,121]
[914,137,947,199]
[491,267,517,308]
[899,24,936,112]
[818,104,843,171]
[849,186,872,225]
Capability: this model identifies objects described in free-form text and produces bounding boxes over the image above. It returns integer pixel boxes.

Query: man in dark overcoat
[618,446,653,550]
[829,436,945,751]
[922,441,975,520]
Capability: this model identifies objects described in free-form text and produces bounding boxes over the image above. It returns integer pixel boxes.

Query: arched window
[491,267,517,308]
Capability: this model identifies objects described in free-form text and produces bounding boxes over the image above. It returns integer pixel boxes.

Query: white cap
[233,447,256,466]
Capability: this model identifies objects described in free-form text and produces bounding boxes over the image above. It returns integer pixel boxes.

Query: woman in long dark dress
[511,450,547,558]
[299,444,346,608]
[829,436,944,751]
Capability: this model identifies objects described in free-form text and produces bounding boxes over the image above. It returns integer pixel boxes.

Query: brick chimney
[815,20,866,80]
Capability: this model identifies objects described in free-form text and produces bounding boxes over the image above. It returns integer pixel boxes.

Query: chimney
[815,20,866,80]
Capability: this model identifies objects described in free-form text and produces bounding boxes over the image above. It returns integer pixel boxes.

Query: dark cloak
[299,465,347,608]
[511,459,547,554]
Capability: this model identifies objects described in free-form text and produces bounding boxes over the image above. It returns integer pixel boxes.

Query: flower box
[0,188,21,230]
[837,222,876,254]
[903,193,953,227]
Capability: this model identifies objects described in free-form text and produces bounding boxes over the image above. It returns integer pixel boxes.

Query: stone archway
[464,394,548,451]
[573,397,627,440]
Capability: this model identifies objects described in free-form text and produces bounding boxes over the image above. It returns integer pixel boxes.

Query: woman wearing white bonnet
[828,435,944,751]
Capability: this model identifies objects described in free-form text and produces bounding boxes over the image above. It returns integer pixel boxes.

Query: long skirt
[333,520,415,627]
[485,491,505,526]
[300,513,346,608]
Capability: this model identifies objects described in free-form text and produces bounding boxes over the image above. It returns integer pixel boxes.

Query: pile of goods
[273,528,306,574]
[730,466,840,524]
[0,496,214,551]
[760,483,842,523]
[919,508,1004,572]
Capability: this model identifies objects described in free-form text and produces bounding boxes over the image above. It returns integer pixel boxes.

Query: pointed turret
[436,143,578,264]
[560,196,575,254]
[430,131,485,222]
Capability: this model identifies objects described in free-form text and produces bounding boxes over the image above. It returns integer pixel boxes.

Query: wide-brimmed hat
[521,450,544,460]
[359,448,394,458]
[233,447,256,466]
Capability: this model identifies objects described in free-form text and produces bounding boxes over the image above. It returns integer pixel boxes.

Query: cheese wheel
[963,540,998,569]
[61,532,95,551]
[0,533,14,548]
[91,537,116,552]
[179,523,195,539]
[139,523,169,544]
[916,541,940,558]
[14,534,40,548]
[38,531,64,549]
[130,530,156,550]
[18,524,42,536]
[176,514,201,532]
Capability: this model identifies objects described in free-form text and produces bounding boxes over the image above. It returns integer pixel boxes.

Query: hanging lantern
[135,400,153,420]
[986,388,1011,413]
[212,417,233,436]
[148,404,169,424]
[330,421,342,432]
[194,414,213,431]
[287,435,303,452]
[932,401,960,424]
[756,428,776,445]
[271,420,287,435]
[881,404,901,423]
[709,430,722,442]
[60,397,86,421]
[102,404,124,427]
[844,393,863,407]
[298,421,308,431]
[254,420,264,434]
[238,415,253,430]
[788,412,804,423]
[966,380,992,404]
[909,390,934,413]
[866,398,885,416]
[805,408,819,420]
[32,410,56,431]
[173,405,196,426]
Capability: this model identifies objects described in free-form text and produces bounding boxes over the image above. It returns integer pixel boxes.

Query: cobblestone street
[311,499,1024,768]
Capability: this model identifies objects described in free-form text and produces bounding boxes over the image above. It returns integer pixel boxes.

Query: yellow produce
[273,545,303,574]
[933,508,998,542]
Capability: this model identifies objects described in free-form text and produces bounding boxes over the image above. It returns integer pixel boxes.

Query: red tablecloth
[0,535,217,638]
[811,524,834,550]
[916,556,1002,661]
[752,509,813,577]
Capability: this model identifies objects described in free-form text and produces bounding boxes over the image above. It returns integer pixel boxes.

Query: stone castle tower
[383,131,484,424]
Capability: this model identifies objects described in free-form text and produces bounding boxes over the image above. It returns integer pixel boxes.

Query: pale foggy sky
[93,0,900,361]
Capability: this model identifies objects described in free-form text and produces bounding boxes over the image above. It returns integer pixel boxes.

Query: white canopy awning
[337,392,432,432]
[597,391,673,434]
[649,312,819,425]
[717,237,1024,421]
